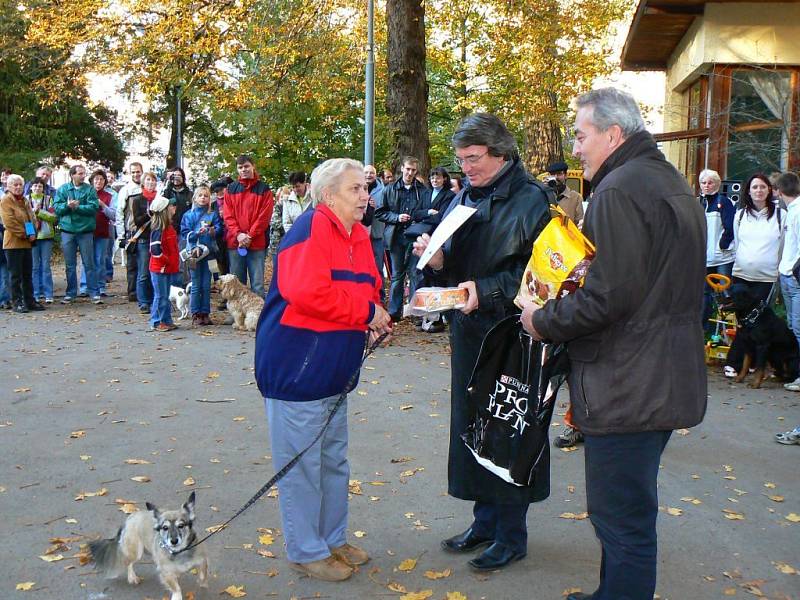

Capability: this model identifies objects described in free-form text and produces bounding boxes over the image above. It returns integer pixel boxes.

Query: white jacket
[733,206,785,282]
[115,181,142,239]
[281,191,309,233]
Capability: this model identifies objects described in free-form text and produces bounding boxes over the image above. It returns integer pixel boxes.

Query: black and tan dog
[731,289,799,388]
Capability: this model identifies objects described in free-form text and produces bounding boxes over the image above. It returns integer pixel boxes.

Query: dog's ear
[145,502,160,520]
[183,491,196,521]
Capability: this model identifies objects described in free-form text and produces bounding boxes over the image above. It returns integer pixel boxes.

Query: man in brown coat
[521,88,707,600]
[546,160,584,226]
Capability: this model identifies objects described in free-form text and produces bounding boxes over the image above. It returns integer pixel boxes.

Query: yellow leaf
[14,387,32,393]
[400,591,433,600]
[559,512,588,520]
[354,530,366,538]
[39,554,64,562]
[222,584,247,597]
[207,371,221,379]
[131,476,150,483]
[723,587,737,595]
[560,446,579,453]
[357,390,368,396]
[256,549,275,558]
[723,509,745,520]
[773,561,798,575]
[446,593,468,600]
[79,455,91,461]
[65,518,78,524]
[348,480,363,495]
[562,589,583,597]
[785,513,800,523]
[124,458,151,465]
[423,568,451,579]
[764,482,776,489]
[398,557,418,571]
[206,523,227,533]
[258,534,274,546]
[388,582,407,592]
[70,430,86,438]
[183,477,196,486]
[16,582,35,591]
[680,497,702,505]
[767,495,784,503]
[675,428,690,435]
[665,507,683,516]
[119,503,137,514]
[233,416,246,422]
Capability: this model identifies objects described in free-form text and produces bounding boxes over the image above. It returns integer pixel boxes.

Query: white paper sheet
[416,204,477,270]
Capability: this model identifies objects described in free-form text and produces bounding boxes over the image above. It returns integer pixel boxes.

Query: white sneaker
[723,366,737,378]
[784,377,800,391]
[92,296,103,305]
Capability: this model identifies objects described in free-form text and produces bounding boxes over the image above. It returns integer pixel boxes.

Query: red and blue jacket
[149,225,180,274]
[255,204,382,402]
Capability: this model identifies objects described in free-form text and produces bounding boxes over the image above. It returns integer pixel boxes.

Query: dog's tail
[88,526,125,578]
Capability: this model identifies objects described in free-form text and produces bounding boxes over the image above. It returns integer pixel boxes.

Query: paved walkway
[1,275,798,599]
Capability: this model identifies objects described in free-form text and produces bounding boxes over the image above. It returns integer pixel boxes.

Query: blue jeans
[31,239,54,300]
[228,248,266,297]
[266,395,349,563]
[190,259,211,314]
[0,248,9,304]
[388,239,419,316]
[136,240,154,308]
[780,274,800,348]
[61,231,98,298]
[80,238,110,294]
[471,502,529,554]
[584,430,672,600]
[105,240,114,280]
[703,262,733,333]
[150,272,177,327]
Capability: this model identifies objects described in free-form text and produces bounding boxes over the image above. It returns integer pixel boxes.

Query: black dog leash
[175,332,388,554]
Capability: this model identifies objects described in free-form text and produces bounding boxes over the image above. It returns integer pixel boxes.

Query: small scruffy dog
[217,273,264,331]
[88,491,208,600]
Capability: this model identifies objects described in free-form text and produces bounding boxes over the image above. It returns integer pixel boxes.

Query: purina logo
[545,248,567,273]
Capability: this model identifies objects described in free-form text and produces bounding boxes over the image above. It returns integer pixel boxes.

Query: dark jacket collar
[393,178,425,192]
[591,130,660,189]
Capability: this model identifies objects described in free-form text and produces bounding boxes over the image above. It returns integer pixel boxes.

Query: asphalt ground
[1,270,798,600]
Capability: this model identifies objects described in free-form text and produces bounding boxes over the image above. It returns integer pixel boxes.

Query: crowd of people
[2,85,798,600]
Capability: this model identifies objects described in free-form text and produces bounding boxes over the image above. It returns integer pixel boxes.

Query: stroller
[705,273,737,362]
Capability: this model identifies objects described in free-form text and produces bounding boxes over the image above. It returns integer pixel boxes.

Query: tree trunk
[386,0,430,174]
[522,92,563,175]
[165,88,188,169]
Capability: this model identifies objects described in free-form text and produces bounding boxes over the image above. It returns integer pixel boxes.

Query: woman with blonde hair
[255,158,391,582]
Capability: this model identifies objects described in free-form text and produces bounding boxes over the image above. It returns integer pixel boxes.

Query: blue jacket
[701,192,735,250]
[255,205,381,402]
[180,206,223,252]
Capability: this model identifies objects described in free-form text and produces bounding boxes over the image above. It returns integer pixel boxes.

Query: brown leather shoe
[330,543,369,566]
[289,556,353,581]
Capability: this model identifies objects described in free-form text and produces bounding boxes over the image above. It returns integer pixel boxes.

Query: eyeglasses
[454,150,488,167]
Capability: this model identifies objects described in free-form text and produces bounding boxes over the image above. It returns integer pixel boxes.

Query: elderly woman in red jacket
[255,158,391,583]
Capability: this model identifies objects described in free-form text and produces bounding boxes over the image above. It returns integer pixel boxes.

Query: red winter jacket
[149,225,180,274]
[223,177,274,251]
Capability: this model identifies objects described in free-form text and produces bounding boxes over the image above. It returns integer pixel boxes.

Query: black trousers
[125,243,138,300]
[5,248,35,307]
[584,430,672,600]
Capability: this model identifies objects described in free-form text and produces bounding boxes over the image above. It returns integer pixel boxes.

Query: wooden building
[621,0,800,193]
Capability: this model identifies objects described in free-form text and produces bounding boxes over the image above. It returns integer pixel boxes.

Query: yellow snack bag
[515,205,595,308]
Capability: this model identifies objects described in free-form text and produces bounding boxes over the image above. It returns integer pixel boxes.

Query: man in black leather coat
[413,113,552,572]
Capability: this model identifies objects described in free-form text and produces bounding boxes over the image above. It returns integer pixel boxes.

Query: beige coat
[0,192,36,249]
[557,187,584,225]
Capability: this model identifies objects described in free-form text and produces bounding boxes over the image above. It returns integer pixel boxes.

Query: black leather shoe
[441,528,494,553]
[467,542,526,571]
[565,593,593,600]
[27,302,45,311]
[13,304,29,313]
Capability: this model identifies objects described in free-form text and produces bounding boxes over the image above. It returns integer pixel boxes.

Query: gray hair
[698,169,721,185]
[5,174,24,187]
[451,113,519,160]
[309,158,364,207]
[575,88,645,137]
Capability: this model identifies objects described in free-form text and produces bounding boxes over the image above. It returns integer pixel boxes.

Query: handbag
[461,315,569,487]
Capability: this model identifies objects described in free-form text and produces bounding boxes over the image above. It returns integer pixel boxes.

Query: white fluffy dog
[169,283,191,320]
[217,274,264,331]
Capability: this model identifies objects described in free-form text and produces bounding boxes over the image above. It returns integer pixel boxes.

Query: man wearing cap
[546,161,584,226]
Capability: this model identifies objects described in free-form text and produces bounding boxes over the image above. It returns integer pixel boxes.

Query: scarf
[143,188,157,203]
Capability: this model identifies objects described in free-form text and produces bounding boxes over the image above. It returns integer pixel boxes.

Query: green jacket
[54,182,99,234]
[27,193,58,240]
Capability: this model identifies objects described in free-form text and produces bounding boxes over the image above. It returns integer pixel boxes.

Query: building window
[727,69,792,181]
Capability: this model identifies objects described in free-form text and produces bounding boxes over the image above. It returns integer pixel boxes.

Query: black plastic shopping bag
[461,315,569,486]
